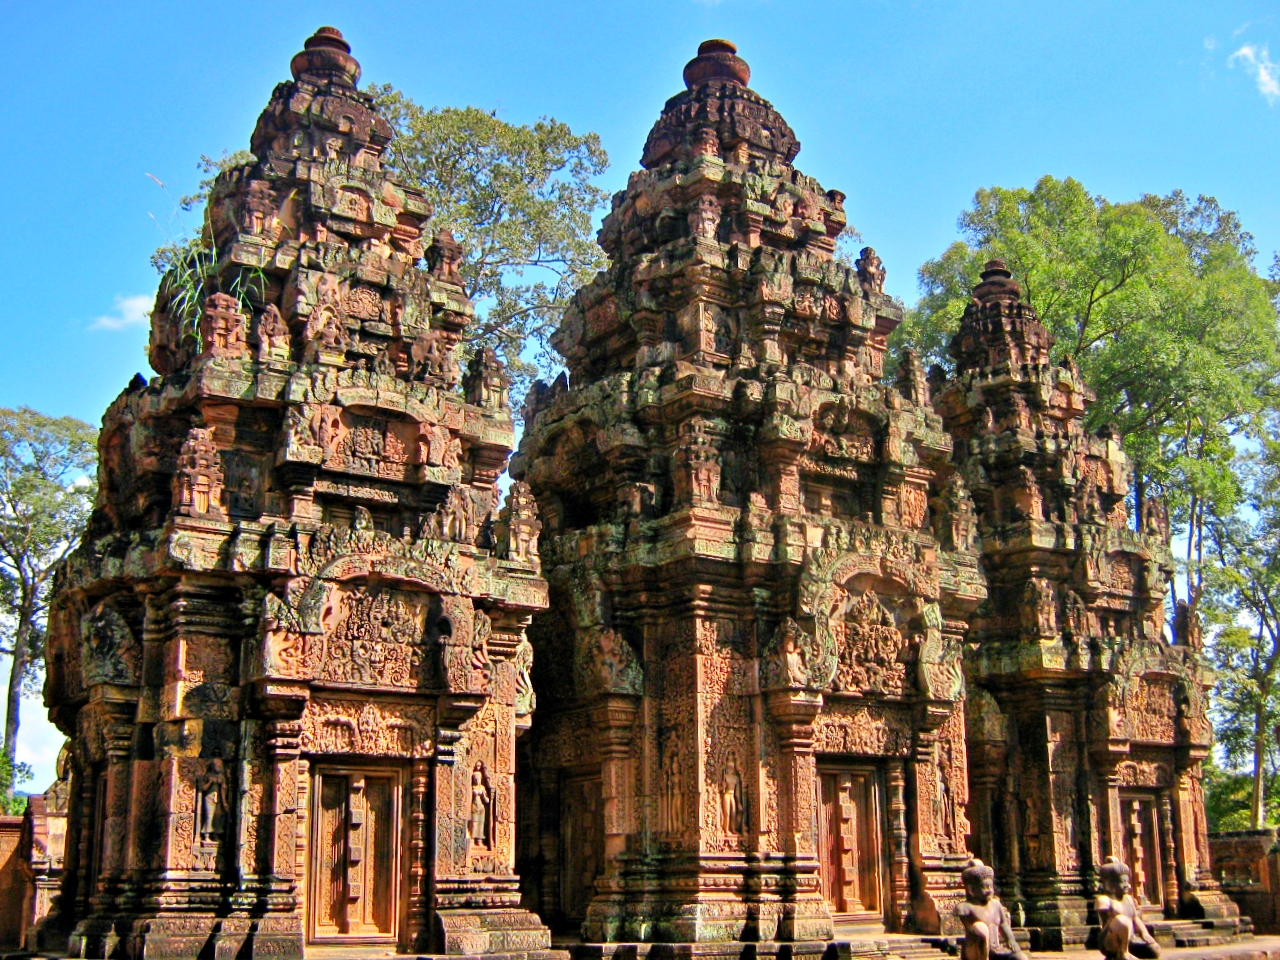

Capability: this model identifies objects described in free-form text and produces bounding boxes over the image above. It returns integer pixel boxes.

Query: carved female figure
[469,764,491,848]
[721,753,744,836]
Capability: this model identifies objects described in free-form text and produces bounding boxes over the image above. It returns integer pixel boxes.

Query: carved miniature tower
[513,41,984,945]
[934,262,1236,947]
[44,29,552,960]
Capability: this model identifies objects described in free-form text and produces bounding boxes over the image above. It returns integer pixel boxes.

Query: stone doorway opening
[1119,790,1168,915]
[818,762,889,928]
[307,765,406,946]
[558,772,604,933]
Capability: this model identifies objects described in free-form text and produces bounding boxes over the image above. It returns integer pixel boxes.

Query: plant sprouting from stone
[148,151,259,346]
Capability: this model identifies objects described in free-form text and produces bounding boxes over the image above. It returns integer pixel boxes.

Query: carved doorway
[1119,791,1164,911]
[308,765,404,944]
[818,764,887,924]
[560,773,603,929]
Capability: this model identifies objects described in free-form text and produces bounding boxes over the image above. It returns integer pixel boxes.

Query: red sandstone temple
[37,28,1235,960]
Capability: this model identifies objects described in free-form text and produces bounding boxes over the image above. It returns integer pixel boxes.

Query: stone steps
[1148,919,1248,949]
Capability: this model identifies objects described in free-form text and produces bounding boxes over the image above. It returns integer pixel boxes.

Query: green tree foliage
[368,86,610,396]
[1203,755,1280,831]
[1206,426,1280,827]
[898,178,1280,609]
[0,409,97,790]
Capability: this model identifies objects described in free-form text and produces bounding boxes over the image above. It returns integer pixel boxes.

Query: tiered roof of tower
[516,42,976,588]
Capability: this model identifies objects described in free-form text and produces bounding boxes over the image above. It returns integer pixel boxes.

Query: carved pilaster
[765,690,832,942]
[582,694,640,943]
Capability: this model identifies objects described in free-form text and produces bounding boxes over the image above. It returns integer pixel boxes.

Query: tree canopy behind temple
[896,177,1280,606]
[368,86,610,399]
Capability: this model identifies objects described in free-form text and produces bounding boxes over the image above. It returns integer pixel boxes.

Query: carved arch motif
[798,541,946,698]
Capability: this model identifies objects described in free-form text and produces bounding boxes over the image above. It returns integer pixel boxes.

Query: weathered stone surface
[514,41,1229,952]
[44,27,551,960]
[38,30,1231,959]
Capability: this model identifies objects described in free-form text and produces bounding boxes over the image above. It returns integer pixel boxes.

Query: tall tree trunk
[1253,704,1267,830]
[3,611,30,798]
[1134,469,1146,535]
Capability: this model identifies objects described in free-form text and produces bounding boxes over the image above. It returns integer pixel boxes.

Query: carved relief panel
[307,582,439,689]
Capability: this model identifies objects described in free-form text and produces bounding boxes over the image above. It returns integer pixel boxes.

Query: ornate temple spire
[948,259,1053,374]
[641,38,800,169]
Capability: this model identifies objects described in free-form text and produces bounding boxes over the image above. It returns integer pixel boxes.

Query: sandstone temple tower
[512,40,985,944]
[43,29,552,960]
[935,262,1235,947]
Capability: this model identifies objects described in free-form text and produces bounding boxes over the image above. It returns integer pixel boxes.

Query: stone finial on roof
[290,26,361,87]
[971,259,1024,307]
[683,39,751,89]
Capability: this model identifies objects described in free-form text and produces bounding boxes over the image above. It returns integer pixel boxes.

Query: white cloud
[1205,35,1218,51]
[1229,43,1280,104]
[16,699,66,794]
[90,293,153,330]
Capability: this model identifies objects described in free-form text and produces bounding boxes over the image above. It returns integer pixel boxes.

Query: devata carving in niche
[469,763,491,850]
[721,753,745,836]
[661,734,684,834]
[194,755,226,845]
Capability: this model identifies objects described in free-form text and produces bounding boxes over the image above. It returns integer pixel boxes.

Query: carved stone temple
[43,27,551,960]
[40,29,1235,960]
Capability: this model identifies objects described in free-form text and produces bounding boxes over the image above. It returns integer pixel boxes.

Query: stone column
[765,689,832,942]
[93,710,135,918]
[407,758,431,951]
[68,702,135,959]
[887,759,911,930]
[1159,792,1179,918]
[583,694,640,943]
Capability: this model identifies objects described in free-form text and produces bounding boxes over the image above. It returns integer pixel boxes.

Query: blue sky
[4,0,1279,788]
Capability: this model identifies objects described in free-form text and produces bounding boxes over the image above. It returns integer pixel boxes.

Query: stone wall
[1212,830,1280,933]
[0,816,27,948]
